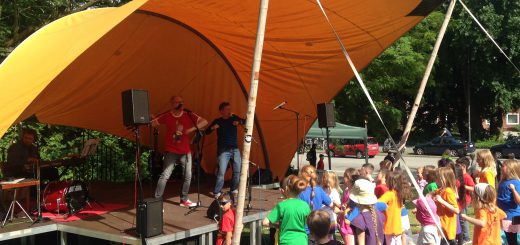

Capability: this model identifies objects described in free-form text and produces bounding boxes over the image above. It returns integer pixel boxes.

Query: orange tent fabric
[0,0,442,180]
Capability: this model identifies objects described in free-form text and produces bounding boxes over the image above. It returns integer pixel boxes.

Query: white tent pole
[232,0,269,244]
[397,0,457,153]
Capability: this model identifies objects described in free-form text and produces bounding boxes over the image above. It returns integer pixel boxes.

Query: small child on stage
[216,193,235,245]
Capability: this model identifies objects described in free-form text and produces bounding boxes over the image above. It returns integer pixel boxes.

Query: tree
[335,11,445,141]
[0,0,129,61]
[435,0,520,139]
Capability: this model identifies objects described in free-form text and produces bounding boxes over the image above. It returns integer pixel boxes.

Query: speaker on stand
[317,103,335,170]
[121,89,163,242]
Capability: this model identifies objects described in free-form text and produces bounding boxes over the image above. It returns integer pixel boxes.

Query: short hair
[455,157,471,167]
[218,192,232,205]
[22,128,36,137]
[306,210,331,238]
[362,163,374,171]
[219,102,230,111]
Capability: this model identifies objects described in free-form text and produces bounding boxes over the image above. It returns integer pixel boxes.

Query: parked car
[328,137,379,158]
[413,136,475,157]
[491,137,520,159]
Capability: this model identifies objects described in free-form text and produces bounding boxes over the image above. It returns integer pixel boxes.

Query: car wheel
[415,148,424,155]
[356,151,363,159]
[495,151,503,159]
[449,149,459,157]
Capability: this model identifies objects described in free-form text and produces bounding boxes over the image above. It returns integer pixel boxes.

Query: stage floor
[0,179,281,244]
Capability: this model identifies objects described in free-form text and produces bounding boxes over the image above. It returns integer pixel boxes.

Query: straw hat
[349,179,377,205]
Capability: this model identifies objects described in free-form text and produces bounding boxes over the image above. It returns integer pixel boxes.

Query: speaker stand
[279,106,301,170]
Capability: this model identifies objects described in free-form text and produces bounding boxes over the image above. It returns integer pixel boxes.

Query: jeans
[154,152,192,201]
[460,207,470,242]
[214,148,241,194]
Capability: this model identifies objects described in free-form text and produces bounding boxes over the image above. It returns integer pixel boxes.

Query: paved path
[291,149,444,175]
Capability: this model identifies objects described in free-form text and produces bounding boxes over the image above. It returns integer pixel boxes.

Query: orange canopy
[0,0,442,180]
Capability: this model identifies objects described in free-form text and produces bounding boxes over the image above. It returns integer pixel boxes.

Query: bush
[475,138,505,149]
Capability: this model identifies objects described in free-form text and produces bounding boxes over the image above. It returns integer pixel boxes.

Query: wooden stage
[0,180,281,244]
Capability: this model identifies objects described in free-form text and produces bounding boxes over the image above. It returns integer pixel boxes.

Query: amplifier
[137,197,163,238]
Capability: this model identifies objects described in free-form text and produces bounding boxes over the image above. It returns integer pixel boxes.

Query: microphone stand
[278,105,301,170]
[184,110,207,215]
[31,160,48,225]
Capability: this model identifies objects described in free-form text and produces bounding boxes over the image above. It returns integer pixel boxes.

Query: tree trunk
[232,0,270,244]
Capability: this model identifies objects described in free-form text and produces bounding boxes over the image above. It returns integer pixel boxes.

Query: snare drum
[43,180,88,214]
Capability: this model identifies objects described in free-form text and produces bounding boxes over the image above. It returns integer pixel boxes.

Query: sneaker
[231,189,238,194]
[180,200,197,208]
[214,192,221,199]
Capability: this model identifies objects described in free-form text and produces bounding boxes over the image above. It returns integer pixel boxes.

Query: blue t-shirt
[346,202,387,221]
[497,179,520,220]
[298,186,331,211]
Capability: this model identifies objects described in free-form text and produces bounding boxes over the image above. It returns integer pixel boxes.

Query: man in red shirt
[151,96,208,207]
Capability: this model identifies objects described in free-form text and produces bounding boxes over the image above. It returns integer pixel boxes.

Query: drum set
[43,180,89,215]
[38,139,100,216]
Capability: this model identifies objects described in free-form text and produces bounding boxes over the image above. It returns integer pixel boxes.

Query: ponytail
[310,178,315,210]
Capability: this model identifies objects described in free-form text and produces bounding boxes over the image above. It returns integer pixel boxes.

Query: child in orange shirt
[461,183,506,245]
[476,149,497,188]
[433,167,460,245]
[378,170,411,245]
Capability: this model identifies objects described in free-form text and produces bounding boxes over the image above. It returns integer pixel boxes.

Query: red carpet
[41,203,128,222]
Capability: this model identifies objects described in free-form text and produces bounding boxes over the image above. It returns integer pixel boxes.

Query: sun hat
[474,183,490,200]
[349,179,377,205]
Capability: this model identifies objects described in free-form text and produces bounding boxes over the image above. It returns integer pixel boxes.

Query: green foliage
[336,1,520,143]
[335,12,445,141]
[474,137,505,148]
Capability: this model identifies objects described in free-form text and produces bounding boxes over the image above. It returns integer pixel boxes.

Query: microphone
[273,101,287,110]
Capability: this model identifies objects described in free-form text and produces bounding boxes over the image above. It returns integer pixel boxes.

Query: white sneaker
[180,199,197,208]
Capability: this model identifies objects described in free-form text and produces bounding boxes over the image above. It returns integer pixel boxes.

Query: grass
[407,204,475,240]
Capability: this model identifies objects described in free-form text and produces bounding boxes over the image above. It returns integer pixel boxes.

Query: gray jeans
[154,152,192,201]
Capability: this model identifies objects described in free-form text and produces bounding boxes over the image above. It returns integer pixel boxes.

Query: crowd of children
[256,149,520,245]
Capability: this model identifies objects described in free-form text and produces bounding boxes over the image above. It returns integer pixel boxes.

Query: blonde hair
[344,168,359,181]
[437,167,459,198]
[300,165,317,209]
[472,184,497,212]
[368,205,382,245]
[322,171,341,193]
[501,159,520,181]
[477,149,497,177]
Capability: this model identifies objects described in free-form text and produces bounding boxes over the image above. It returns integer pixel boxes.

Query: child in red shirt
[374,168,388,198]
[317,154,325,170]
[217,193,235,245]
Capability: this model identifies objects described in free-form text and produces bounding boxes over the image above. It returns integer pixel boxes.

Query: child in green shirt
[263,175,311,245]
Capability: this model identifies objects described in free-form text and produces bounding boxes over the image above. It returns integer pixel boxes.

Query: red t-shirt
[217,209,235,245]
[463,173,475,206]
[317,160,324,170]
[157,111,201,154]
[375,184,388,198]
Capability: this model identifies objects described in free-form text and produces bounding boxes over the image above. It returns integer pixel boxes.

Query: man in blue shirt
[206,102,245,198]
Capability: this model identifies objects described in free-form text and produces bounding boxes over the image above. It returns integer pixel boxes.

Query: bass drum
[43,180,89,214]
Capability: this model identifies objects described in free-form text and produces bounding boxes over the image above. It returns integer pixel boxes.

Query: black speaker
[122,89,150,127]
[317,103,335,128]
[137,197,163,238]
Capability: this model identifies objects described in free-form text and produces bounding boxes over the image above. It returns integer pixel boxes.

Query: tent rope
[314,0,448,242]
[458,0,520,75]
